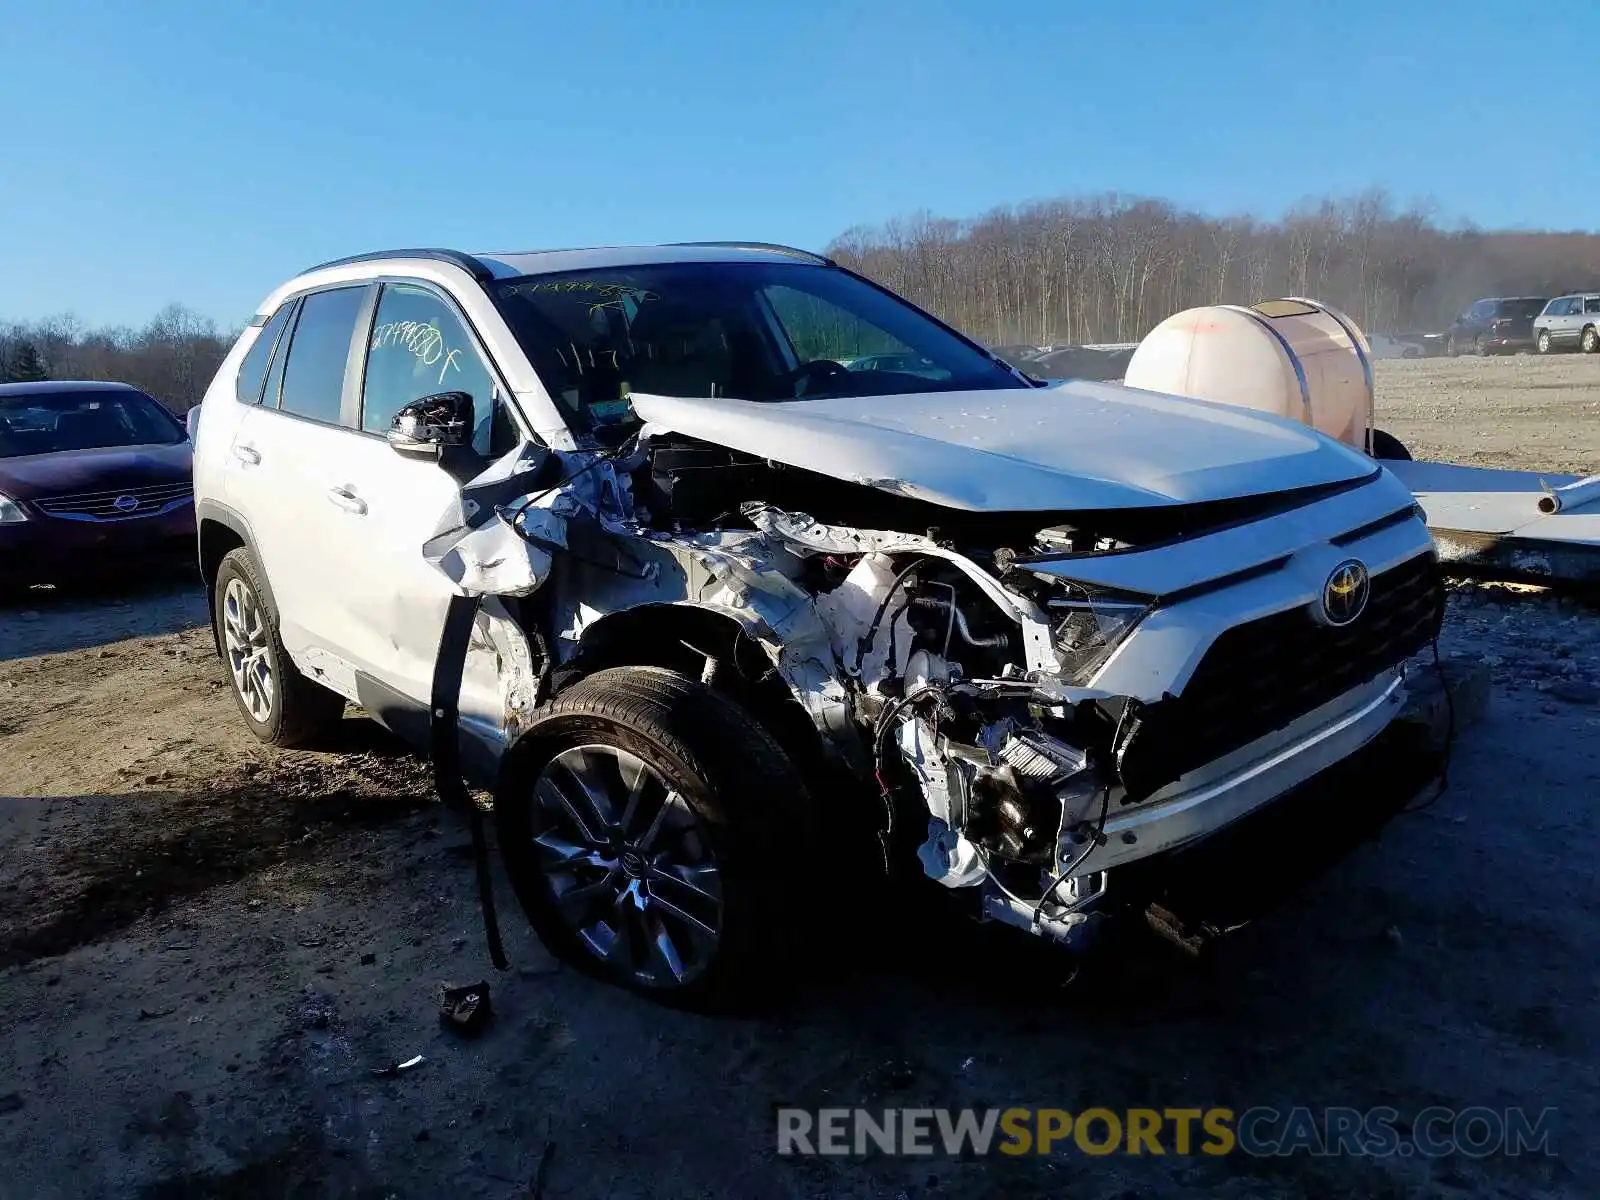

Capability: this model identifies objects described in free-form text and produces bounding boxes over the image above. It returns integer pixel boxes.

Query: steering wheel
[790,359,850,396]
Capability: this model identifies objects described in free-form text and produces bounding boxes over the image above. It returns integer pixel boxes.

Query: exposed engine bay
[428,411,1446,953]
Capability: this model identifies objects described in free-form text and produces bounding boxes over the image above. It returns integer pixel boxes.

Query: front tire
[213,548,345,747]
[1537,329,1552,354]
[1474,335,1490,356]
[497,666,814,1011]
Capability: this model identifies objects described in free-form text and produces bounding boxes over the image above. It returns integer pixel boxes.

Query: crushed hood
[631,381,1376,512]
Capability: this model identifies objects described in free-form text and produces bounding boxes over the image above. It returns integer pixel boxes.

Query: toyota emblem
[1321,559,1370,626]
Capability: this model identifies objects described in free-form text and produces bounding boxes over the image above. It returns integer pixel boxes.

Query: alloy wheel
[222,576,275,723]
[529,744,724,988]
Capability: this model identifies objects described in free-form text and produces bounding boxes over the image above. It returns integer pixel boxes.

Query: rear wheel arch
[199,516,245,590]
[212,545,344,746]
[196,503,279,652]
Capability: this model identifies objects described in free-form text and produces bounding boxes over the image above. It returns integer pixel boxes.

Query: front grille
[34,480,193,522]
[1116,551,1445,800]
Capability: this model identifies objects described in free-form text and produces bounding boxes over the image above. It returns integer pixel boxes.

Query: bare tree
[0,306,234,413]
[827,189,1600,345]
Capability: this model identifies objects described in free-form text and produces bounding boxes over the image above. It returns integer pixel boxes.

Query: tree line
[828,189,1600,348]
[6,188,1599,410]
[0,305,234,414]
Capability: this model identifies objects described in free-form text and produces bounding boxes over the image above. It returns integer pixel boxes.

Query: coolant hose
[430,591,509,971]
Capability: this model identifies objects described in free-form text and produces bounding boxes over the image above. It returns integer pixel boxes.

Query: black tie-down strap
[430,591,509,971]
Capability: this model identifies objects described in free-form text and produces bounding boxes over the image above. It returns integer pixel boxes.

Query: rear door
[1463,300,1493,342]
[226,284,373,695]
[1549,298,1578,345]
[1535,298,1560,346]
[314,280,524,725]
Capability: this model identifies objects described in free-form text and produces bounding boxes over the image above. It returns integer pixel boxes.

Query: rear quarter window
[235,304,293,405]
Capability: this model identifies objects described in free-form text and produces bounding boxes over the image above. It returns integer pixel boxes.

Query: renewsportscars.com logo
[776,1106,1557,1159]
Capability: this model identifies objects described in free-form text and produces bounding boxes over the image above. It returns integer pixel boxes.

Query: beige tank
[1123,298,1374,452]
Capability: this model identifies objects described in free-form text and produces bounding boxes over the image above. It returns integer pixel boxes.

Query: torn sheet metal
[425,519,555,598]
[647,528,865,764]
[423,441,566,598]
[917,818,988,889]
[457,596,542,751]
[746,504,1062,679]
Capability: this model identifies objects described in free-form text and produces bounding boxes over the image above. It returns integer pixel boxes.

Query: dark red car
[0,381,194,588]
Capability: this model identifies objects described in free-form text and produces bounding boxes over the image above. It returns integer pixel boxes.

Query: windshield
[1496,299,1546,318]
[491,261,1026,436]
[0,389,185,458]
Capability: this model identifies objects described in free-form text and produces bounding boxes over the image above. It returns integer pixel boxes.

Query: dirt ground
[2,357,1598,1198]
[1375,352,1600,475]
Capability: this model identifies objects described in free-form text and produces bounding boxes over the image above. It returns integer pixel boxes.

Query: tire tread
[498,666,815,1010]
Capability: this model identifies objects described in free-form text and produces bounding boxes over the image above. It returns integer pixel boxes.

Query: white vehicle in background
[190,245,1445,1008]
[1533,293,1600,354]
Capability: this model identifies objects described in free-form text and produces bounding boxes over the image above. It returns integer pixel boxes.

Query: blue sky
[2,0,1591,329]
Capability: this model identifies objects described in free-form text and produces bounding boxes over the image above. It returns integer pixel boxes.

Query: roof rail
[301,248,495,282]
[666,241,835,266]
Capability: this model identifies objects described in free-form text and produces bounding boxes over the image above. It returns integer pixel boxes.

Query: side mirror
[388,391,474,454]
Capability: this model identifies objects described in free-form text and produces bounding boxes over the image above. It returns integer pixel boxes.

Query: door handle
[232,444,261,466]
[326,486,368,516]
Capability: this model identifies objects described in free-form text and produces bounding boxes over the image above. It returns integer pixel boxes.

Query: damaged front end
[427,420,1447,962]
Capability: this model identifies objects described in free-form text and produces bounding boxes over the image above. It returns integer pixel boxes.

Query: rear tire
[1445,335,1459,357]
[213,548,345,747]
[1583,326,1599,354]
[497,666,815,1011]
[1474,336,1489,356]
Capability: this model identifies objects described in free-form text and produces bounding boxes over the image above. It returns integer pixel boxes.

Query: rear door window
[1587,298,1600,315]
[278,287,366,426]
[236,305,293,405]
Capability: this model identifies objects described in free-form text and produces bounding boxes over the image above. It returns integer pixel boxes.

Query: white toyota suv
[191,244,1445,1008]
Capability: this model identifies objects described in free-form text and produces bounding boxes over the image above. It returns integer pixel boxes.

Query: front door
[314,280,524,712]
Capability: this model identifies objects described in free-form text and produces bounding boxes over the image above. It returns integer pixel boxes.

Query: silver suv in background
[1534,293,1600,354]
